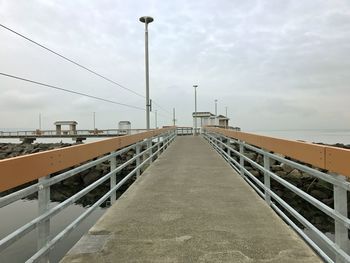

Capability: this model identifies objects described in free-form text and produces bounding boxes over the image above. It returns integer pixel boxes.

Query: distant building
[118,121,131,135]
[192,112,230,131]
[216,115,230,127]
[54,121,78,135]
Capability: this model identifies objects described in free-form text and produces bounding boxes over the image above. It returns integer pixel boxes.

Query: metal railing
[176,127,193,136]
[203,128,349,263]
[0,128,176,262]
[0,129,149,138]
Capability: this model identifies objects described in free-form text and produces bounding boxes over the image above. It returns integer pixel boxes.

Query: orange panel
[0,128,173,192]
[206,127,326,169]
[325,147,350,177]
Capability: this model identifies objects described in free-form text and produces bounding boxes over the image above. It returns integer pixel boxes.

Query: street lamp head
[139,16,154,24]
[193,84,198,88]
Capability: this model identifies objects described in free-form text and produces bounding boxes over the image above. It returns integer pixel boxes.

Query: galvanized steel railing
[0,128,176,262]
[176,127,194,136]
[0,128,149,138]
[203,128,349,263]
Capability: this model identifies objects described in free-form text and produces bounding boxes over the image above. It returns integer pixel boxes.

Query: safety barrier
[0,128,176,262]
[176,127,193,136]
[0,128,149,138]
[203,127,349,263]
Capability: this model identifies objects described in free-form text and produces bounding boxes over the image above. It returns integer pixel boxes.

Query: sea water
[246,129,350,145]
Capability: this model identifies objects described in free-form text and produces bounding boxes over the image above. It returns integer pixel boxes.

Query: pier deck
[61,136,320,262]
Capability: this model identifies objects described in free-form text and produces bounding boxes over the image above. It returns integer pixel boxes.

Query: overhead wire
[0,23,172,115]
[0,72,145,111]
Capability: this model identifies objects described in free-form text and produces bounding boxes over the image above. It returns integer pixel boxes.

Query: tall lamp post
[139,16,154,130]
[215,99,218,116]
[193,85,198,135]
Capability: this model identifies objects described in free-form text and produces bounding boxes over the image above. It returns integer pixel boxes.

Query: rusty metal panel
[0,128,173,192]
[325,147,350,177]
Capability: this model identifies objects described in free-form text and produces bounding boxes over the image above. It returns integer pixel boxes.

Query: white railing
[203,130,349,263]
[0,129,176,262]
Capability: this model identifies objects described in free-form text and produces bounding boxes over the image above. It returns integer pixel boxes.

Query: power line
[0,23,172,115]
[0,23,144,99]
[0,72,145,111]
[151,110,168,119]
[153,101,172,114]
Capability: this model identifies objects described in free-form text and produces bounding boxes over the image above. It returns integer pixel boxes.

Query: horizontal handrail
[0,128,149,136]
[0,142,141,208]
[0,127,175,192]
[0,135,167,251]
[203,131,349,262]
[0,129,176,262]
[205,127,350,178]
[208,134,350,228]
[26,134,176,262]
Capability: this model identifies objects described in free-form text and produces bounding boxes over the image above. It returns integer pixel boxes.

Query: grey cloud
[0,0,349,130]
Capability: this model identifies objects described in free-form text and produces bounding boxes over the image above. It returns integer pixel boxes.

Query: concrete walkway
[61,136,321,263]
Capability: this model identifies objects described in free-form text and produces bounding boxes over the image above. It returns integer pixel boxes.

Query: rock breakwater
[225,140,350,233]
[0,142,142,207]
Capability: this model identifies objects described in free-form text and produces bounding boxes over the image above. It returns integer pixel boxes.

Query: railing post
[142,139,147,164]
[136,143,141,177]
[263,153,271,206]
[239,140,244,178]
[334,175,348,261]
[164,133,168,150]
[226,138,231,161]
[216,135,219,148]
[148,138,152,164]
[157,135,160,157]
[110,154,117,204]
[37,175,50,263]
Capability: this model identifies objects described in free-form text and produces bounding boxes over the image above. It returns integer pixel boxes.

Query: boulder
[288,169,302,178]
[61,174,82,186]
[310,189,330,200]
[244,152,257,161]
[82,170,102,186]
[281,163,294,173]
[256,154,263,165]
[0,152,9,159]
[271,165,283,172]
[247,168,260,177]
[275,171,287,177]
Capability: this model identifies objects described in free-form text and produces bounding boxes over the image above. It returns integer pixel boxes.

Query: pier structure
[0,128,149,143]
[0,127,349,262]
[54,121,78,135]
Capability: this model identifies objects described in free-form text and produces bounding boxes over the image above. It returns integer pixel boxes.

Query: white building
[118,121,131,135]
[192,112,230,132]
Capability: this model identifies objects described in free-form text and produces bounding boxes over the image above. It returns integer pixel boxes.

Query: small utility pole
[193,84,198,135]
[173,108,176,126]
[93,112,96,130]
[39,113,42,130]
[215,99,218,116]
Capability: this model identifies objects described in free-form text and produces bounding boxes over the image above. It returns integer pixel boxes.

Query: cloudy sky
[0,0,349,131]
